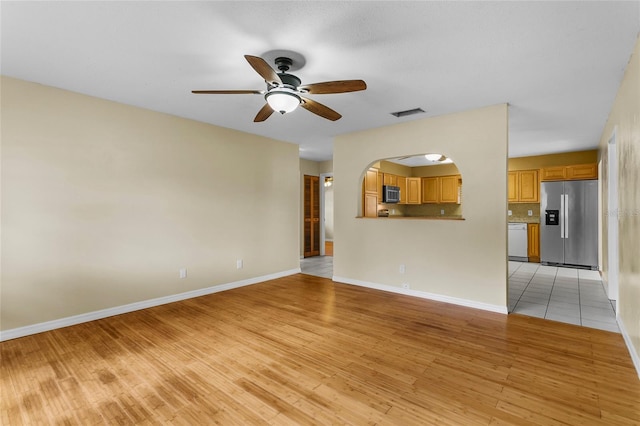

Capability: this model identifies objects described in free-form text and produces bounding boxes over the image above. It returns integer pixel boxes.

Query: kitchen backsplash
[508,203,540,223]
[376,203,462,218]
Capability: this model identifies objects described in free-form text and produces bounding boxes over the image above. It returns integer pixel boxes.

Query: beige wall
[1,76,300,331]
[334,104,508,309]
[597,35,640,368]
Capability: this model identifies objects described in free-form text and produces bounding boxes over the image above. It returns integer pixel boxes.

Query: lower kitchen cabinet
[527,223,540,263]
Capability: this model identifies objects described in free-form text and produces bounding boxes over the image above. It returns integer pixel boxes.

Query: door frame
[607,128,619,304]
[319,172,333,256]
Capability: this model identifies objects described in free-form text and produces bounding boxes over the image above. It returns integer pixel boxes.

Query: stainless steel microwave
[383,185,400,203]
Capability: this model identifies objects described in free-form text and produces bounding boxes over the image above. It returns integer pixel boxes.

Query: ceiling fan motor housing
[277,73,301,89]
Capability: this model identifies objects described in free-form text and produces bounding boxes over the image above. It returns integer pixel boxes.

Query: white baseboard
[617,316,640,379]
[332,276,508,315]
[0,268,301,342]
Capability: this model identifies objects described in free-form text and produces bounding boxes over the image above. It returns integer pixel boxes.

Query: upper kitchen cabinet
[422,175,462,204]
[406,177,421,204]
[541,163,598,181]
[508,169,539,203]
[397,175,407,204]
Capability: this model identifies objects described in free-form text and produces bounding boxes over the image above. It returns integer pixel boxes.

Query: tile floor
[300,256,619,333]
[509,261,618,332]
[300,255,333,279]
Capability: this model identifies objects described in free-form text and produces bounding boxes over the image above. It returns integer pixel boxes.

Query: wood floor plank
[2,273,639,424]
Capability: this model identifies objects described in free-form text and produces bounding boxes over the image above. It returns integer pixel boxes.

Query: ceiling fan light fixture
[265,89,301,114]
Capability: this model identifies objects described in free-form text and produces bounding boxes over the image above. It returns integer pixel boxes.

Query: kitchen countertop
[508,218,540,224]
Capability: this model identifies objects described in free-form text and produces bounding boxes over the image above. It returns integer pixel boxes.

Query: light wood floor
[2,274,639,425]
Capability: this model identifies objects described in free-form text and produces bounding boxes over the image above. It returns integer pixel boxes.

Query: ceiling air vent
[390,108,425,118]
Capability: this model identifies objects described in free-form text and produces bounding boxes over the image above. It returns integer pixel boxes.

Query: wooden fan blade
[300,97,341,121]
[254,103,274,122]
[245,55,282,86]
[299,80,367,94]
[192,90,263,95]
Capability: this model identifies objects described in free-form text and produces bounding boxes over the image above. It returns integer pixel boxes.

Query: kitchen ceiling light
[425,153,444,162]
[265,89,301,114]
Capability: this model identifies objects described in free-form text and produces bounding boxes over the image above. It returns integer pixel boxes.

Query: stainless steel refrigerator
[540,180,598,269]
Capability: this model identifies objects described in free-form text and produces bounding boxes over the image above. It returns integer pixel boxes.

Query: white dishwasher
[508,222,528,261]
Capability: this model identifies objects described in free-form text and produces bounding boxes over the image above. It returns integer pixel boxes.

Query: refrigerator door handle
[564,194,569,239]
[560,194,565,239]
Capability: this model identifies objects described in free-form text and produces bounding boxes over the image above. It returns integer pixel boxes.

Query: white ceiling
[2,1,639,162]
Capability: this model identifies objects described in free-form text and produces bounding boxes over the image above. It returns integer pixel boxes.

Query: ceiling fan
[192,55,367,122]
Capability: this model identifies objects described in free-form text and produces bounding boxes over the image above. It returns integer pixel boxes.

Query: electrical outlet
[402,283,410,289]
[179,268,187,279]
[528,210,533,216]
[440,209,445,215]
[399,264,405,274]
[508,210,512,216]
[236,259,243,269]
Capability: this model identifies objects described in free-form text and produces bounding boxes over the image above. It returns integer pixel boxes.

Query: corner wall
[597,35,640,375]
[1,76,300,332]
[333,104,508,310]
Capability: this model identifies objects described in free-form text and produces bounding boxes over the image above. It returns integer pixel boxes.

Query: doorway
[320,173,334,257]
[301,173,334,278]
[303,175,320,257]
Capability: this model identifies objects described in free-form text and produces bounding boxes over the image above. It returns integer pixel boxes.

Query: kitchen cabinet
[508,172,518,202]
[541,163,597,181]
[421,177,438,203]
[365,168,378,193]
[377,171,383,201]
[363,168,379,217]
[527,223,540,263]
[406,177,421,204]
[383,173,398,186]
[397,175,407,204]
[508,169,539,203]
[567,163,597,180]
[440,175,460,203]
[540,166,566,181]
[421,175,461,204]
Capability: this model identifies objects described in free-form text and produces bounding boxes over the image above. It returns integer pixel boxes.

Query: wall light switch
[236,259,243,269]
[508,210,512,216]
[399,264,405,274]
[528,210,533,216]
[179,268,187,279]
